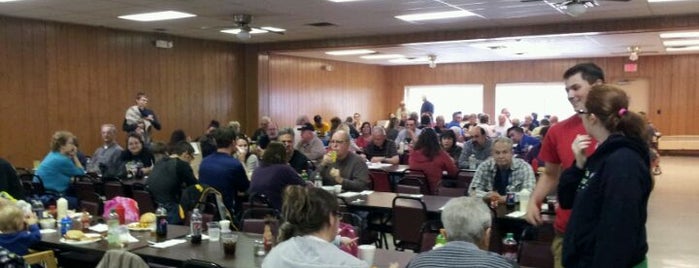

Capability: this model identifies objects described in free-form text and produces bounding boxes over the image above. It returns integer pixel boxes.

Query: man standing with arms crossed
[525,63,604,268]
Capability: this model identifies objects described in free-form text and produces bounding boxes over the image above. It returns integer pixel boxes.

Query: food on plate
[64,230,86,241]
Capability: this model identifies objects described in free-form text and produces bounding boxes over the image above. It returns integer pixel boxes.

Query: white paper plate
[60,233,102,244]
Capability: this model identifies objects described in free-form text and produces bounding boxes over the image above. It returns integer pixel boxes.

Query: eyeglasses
[329,140,346,144]
[576,109,590,115]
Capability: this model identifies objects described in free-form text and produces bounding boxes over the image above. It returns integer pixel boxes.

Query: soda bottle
[60,216,72,236]
[155,206,168,239]
[107,209,120,248]
[263,220,275,252]
[502,232,518,262]
[190,208,202,244]
[115,204,126,225]
[433,228,447,249]
[301,170,309,182]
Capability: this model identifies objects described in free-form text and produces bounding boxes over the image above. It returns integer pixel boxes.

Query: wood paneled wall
[259,54,387,129]
[0,16,244,167]
[385,55,699,136]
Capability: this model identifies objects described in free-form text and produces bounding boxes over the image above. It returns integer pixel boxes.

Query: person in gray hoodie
[262,186,367,268]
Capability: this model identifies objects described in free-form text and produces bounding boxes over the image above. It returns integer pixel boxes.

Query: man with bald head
[87,124,123,177]
[458,126,493,169]
[318,130,370,191]
[363,126,399,164]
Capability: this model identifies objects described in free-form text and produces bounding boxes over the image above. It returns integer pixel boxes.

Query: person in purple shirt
[198,126,249,211]
[249,142,307,210]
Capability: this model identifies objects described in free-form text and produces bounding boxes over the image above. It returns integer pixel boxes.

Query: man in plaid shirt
[469,137,536,203]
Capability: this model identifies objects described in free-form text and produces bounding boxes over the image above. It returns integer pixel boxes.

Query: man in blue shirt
[507,126,540,158]
[199,126,249,212]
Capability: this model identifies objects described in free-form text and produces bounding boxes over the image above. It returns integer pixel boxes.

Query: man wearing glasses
[525,63,603,268]
[318,131,370,191]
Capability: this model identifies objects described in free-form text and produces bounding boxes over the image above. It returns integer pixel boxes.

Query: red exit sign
[624,63,638,72]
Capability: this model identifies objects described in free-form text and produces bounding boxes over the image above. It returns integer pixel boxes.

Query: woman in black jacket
[558,84,652,268]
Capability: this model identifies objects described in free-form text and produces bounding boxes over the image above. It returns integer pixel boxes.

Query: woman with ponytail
[558,84,652,268]
[262,186,368,268]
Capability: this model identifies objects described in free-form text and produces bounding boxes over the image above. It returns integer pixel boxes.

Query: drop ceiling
[1,0,698,65]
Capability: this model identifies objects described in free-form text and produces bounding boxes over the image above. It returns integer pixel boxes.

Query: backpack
[179,184,234,225]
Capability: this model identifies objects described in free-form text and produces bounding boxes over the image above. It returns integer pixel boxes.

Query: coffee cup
[334,184,342,195]
[358,244,376,265]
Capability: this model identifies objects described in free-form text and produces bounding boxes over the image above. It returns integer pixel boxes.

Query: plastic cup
[519,192,531,213]
[207,222,220,242]
[221,232,238,256]
[219,220,231,233]
[358,244,376,265]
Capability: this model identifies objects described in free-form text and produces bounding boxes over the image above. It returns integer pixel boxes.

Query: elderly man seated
[407,197,517,268]
[363,126,399,164]
[295,123,325,161]
[469,137,535,203]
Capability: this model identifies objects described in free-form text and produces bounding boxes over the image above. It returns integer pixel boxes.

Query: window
[404,84,484,119]
[495,83,573,121]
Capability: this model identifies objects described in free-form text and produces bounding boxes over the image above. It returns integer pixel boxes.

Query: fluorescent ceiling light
[666,45,699,52]
[389,57,429,64]
[325,49,375,56]
[663,39,699,46]
[360,54,404,60]
[260,27,285,32]
[0,0,24,2]
[402,32,598,46]
[119,11,195,22]
[395,10,477,22]
[649,0,692,2]
[327,0,367,2]
[221,28,268,34]
[660,31,699,39]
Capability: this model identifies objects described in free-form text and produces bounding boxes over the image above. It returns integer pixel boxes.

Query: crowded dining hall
[1,0,698,267]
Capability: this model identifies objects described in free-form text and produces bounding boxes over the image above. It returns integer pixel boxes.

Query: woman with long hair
[408,128,458,194]
[249,142,305,210]
[558,84,652,268]
[263,186,367,268]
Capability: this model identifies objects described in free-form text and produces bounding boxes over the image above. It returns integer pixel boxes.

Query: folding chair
[518,225,555,268]
[400,169,431,195]
[419,220,444,252]
[24,250,58,268]
[132,189,157,214]
[369,170,392,192]
[391,195,427,252]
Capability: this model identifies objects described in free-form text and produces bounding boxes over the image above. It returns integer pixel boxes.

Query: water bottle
[107,209,120,247]
[155,206,168,239]
[56,197,68,221]
[313,172,323,187]
[468,154,477,170]
[502,233,518,261]
[190,208,202,244]
[60,216,72,236]
[31,200,45,219]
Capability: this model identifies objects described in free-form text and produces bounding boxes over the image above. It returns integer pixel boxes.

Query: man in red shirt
[525,63,604,268]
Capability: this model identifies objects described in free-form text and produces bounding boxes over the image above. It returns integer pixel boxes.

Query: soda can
[506,192,516,209]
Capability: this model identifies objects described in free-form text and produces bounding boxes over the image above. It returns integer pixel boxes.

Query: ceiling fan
[215,14,285,40]
[521,0,632,17]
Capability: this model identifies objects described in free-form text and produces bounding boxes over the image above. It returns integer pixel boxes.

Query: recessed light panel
[395,10,477,22]
[325,49,375,56]
[119,11,196,22]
